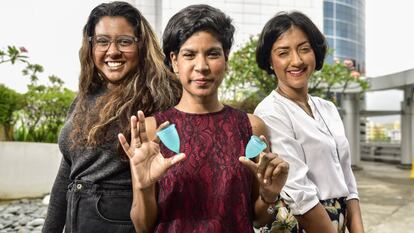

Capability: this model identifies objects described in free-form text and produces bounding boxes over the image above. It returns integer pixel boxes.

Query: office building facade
[324,0,366,73]
[131,0,364,72]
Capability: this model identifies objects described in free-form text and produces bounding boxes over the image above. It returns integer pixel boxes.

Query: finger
[157,121,170,131]
[238,156,258,174]
[257,152,271,179]
[259,135,270,153]
[154,121,170,144]
[271,161,289,179]
[130,115,141,148]
[137,111,149,143]
[118,133,132,158]
[153,134,161,144]
[165,153,186,168]
[263,160,277,185]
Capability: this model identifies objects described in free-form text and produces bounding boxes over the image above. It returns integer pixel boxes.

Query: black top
[42,90,131,233]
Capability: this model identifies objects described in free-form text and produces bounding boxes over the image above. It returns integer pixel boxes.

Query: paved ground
[355,160,414,233]
[1,160,413,232]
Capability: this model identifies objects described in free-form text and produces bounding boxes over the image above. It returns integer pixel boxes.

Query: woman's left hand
[239,135,289,202]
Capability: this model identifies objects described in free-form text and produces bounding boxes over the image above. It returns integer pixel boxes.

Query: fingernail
[263,179,267,184]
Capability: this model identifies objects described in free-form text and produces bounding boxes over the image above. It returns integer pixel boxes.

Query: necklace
[276,88,314,118]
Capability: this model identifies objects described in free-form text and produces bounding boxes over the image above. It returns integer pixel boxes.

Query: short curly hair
[162,4,235,71]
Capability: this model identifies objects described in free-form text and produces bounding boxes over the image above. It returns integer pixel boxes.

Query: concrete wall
[0,142,61,200]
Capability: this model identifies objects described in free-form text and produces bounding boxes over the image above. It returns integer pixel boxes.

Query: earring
[270,66,273,70]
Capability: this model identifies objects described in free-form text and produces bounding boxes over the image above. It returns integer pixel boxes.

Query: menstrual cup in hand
[156,124,180,154]
[245,135,267,159]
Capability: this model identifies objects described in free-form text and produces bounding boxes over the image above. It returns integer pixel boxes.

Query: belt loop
[67,182,74,190]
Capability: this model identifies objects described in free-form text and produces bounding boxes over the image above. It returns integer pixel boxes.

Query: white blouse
[254,90,359,215]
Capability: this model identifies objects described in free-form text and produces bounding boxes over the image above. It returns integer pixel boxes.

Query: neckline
[275,88,314,118]
[172,105,228,116]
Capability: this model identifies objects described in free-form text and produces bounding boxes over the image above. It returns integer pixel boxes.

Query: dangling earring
[270,66,274,70]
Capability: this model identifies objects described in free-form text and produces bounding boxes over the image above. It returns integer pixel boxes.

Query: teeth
[106,61,123,67]
[289,70,303,74]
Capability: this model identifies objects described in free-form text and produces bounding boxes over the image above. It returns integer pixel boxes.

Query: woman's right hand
[118,111,186,190]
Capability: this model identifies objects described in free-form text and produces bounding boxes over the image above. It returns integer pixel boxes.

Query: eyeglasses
[89,35,138,52]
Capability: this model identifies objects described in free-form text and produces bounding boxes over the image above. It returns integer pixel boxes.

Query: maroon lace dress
[154,105,255,233]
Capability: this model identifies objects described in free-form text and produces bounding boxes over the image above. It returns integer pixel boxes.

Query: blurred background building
[130,0,365,73]
[323,0,365,73]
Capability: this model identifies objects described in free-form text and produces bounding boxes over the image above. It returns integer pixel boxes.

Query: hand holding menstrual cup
[245,135,267,159]
[156,124,180,154]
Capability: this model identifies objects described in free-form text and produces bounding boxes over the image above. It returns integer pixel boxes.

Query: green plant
[0,46,29,65]
[221,36,274,104]
[14,75,75,142]
[221,36,369,111]
[0,84,25,140]
[309,57,369,103]
[1,45,76,142]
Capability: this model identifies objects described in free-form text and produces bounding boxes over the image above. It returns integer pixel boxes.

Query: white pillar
[400,87,414,166]
[341,93,361,167]
[133,0,163,37]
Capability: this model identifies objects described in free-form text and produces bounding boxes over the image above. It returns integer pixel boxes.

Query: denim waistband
[68,180,132,193]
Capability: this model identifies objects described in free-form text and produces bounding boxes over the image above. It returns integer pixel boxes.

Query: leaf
[1,45,77,143]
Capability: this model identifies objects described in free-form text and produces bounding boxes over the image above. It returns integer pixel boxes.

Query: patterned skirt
[260,197,347,233]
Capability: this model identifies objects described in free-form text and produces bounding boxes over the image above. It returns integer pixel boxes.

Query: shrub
[221,36,369,109]
[13,76,75,142]
[1,45,76,142]
[0,84,24,140]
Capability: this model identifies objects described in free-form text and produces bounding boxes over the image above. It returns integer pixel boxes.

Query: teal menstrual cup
[245,135,267,159]
[156,124,180,154]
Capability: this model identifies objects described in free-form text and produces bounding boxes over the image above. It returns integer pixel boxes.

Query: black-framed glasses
[89,35,138,52]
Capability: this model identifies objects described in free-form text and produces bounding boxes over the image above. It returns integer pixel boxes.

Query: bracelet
[260,193,280,215]
[260,192,280,205]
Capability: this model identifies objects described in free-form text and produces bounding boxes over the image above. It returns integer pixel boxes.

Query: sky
[0,0,413,117]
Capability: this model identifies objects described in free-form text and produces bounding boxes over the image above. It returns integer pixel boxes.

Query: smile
[192,79,212,85]
[105,61,125,69]
[287,68,307,77]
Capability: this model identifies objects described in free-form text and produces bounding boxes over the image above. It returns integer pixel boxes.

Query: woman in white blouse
[254,11,364,233]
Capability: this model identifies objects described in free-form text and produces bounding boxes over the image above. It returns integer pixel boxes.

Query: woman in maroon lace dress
[118,4,289,233]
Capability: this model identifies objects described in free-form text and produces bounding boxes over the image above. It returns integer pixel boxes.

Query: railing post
[400,87,414,167]
[341,93,361,167]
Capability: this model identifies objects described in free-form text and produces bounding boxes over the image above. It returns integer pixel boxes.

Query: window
[324,19,334,36]
[324,1,333,18]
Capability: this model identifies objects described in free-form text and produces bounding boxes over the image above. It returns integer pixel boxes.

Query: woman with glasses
[118,4,289,233]
[254,11,364,233]
[42,2,181,233]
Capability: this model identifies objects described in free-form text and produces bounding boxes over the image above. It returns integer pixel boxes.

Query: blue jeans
[65,180,135,233]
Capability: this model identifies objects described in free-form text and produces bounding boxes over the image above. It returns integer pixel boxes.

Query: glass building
[132,0,365,73]
[324,0,366,73]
